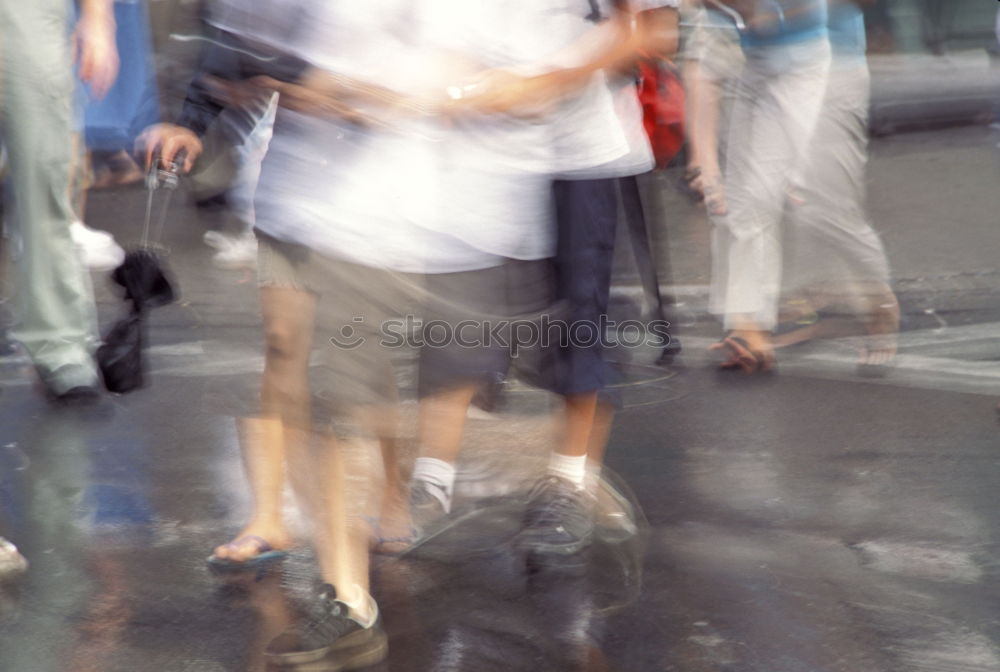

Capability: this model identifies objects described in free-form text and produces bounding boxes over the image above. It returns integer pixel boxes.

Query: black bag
[97,312,145,393]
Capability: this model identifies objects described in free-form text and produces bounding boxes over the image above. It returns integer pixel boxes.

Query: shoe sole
[206,550,287,575]
[268,628,388,670]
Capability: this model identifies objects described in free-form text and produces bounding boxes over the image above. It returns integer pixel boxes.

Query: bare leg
[313,433,374,621]
[372,429,413,553]
[212,417,293,562]
[561,392,599,459]
[771,283,899,366]
[860,286,899,366]
[418,385,478,465]
[585,401,615,469]
[213,287,315,561]
[260,286,316,428]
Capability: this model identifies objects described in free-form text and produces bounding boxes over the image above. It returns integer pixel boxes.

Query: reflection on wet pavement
[3,348,1000,670]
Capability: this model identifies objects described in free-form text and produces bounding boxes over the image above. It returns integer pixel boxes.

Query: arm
[682,8,732,215]
[637,6,681,61]
[75,0,119,99]
[683,58,726,213]
[138,27,309,171]
[453,3,669,117]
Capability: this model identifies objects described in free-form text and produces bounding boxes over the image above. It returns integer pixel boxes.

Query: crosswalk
[3,321,1000,399]
[670,320,1000,397]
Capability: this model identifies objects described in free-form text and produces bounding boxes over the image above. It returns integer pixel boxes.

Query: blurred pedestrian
[0,0,119,401]
[776,0,899,369]
[137,0,309,572]
[70,0,158,270]
[407,0,682,570]
[701,0,832,373]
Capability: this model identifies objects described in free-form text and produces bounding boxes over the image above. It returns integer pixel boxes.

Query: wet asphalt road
[2,123,1000,671]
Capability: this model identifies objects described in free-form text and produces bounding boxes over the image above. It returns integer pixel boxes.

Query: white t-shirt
[554,0,680,180]
[543,2,631,177]
[214,0,680,271]
[225,0,566,273]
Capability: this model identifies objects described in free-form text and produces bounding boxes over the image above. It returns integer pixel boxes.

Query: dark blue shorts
[551,177,620,398]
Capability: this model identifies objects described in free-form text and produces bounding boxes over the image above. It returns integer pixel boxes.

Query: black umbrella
[96,158,181,393]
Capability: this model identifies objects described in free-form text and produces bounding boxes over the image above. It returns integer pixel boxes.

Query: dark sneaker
[516,475,595,557]
[0,329,18,357]
[409,479,450,538]
[265,584,386,668]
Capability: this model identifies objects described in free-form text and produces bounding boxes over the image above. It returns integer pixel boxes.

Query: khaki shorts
[257,233,556,417]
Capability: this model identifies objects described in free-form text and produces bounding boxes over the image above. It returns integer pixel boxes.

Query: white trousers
[782,63,892,311]
[709,38,831,331]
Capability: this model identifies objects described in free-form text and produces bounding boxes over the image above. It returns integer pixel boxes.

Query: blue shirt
[827,2,866,62]
[740,0,829,48]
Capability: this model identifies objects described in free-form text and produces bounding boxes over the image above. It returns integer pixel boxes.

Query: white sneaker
[70,220,116,248]
[208,232,257,270]
[79,243,126,271]
[0,537,27,580]
[202,229,230,251]
[71,221,125,271]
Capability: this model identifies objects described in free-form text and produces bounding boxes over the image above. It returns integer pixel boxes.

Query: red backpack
[637,60,685,169]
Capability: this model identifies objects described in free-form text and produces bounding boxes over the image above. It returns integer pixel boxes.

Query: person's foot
[203,231,257,270]
[710,329,775,374]
[54,385,102,406]
[71,220,116,247]
[409,478,450,538]
[0,538,27,580]
[656,337,683,367]
[71,221,125,271]
[516,475,595,558]
[211,524,291,564]
[266,584,387,667]
[370,487,416,555]
[43,363,103,406]
[0,329,19,357]
[860,300,900,370]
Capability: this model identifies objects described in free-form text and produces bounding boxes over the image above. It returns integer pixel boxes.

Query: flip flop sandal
[206,535,288,573]
[711,336,773,374]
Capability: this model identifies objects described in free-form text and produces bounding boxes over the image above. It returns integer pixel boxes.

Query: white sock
[340,585,378,628]
[412,457,455,512]
[548,452,587,489]
[585,461,602,493]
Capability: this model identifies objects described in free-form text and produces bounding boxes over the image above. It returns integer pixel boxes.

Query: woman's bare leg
[213,286,316,561]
